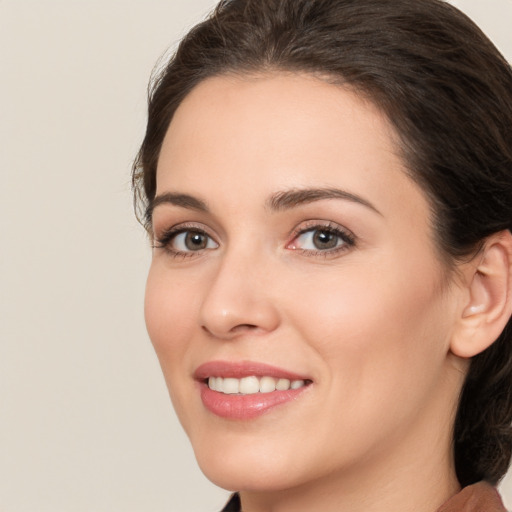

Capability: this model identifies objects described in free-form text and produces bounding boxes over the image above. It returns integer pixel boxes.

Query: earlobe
[451,230,512,359]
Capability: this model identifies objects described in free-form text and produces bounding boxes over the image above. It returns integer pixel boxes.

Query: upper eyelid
[152,214,224,240]
[154,222,215,239]
[289,220,355,238]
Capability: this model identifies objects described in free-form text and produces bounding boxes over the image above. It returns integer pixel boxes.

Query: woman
[133,0,512,510]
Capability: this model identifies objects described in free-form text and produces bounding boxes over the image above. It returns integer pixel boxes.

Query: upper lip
[194,360,311,381]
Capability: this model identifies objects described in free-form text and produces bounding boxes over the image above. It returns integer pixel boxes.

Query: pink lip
[194,360,309,381]
[194,361,312,420]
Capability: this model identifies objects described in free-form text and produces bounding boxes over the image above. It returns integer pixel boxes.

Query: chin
[199,459,300,493]
[192,435,308,492]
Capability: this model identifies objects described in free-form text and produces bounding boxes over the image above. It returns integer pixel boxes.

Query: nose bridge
[199,242,279,339]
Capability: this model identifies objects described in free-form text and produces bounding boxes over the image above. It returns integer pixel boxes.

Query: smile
[195,361,312,419]
[207,376,307,395]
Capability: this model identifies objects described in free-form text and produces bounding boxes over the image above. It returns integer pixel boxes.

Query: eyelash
[287,222,356,257]
[153,221,356,259]
[153,223,217,259]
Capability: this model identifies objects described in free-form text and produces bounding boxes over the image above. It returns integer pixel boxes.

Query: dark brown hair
[133,0,512,486]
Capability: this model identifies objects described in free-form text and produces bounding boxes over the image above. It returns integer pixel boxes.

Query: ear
[450,230,512,359]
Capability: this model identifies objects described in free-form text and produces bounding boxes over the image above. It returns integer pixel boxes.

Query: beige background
[0,1,511,511]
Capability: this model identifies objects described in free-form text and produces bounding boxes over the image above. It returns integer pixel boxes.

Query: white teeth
[223,378,239,394]
[276,378,291,391]
[207,376,307,395]
[239,376,260,394]
[259,376,276,393]
[291,379,305,389]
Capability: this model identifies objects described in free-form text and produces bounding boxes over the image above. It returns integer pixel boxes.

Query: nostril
[201,325,214,336]
[201,323,259,339]
[230,324,259,334]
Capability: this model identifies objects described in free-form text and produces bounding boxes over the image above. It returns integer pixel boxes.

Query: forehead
[156,72,426,222]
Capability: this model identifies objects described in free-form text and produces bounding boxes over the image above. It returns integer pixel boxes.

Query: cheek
[144,262,199,371]
[286,259,452,421]
[144,262,207,430]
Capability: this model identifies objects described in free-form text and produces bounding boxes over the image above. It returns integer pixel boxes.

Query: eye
[154,226,219,257]
[172,231,217,252]
[287,223,355,254]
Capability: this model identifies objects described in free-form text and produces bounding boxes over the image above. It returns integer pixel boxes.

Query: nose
[199,251,281,340]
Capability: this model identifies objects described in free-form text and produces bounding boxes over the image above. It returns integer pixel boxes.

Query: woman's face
[145,73,465,492]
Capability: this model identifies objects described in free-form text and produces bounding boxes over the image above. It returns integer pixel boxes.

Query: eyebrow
[147,186,381,225]
[146,192,209,225]
[266,187,381,215]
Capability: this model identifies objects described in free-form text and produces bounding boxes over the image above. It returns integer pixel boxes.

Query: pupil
[185,232,206,250]
[313,230,337,249]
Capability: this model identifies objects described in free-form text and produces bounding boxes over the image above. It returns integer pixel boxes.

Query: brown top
[437,482,506,512]
[221,482,507,512]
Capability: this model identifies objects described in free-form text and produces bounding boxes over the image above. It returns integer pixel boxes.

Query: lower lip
[199,382,309,420]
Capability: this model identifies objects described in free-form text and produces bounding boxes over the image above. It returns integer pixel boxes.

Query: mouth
[206,375,309,394]
[195,361,313,420]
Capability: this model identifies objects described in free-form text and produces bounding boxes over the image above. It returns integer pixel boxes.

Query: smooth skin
[145,73,512,512]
